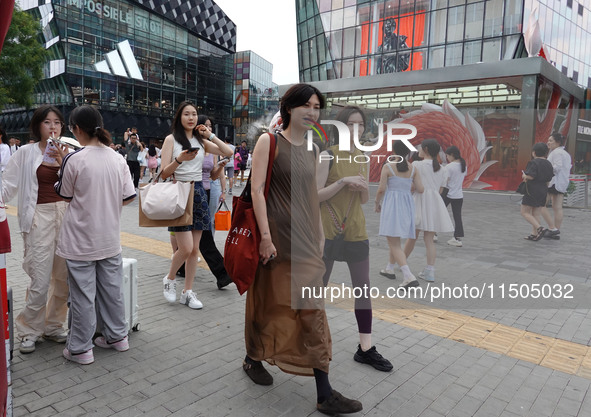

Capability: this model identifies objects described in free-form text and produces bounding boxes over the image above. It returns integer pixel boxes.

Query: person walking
[376,140,424,288]
[138,141,148,182]
[521,142,554,241]
[403,139,454,282]
[243,84,362,415]
[1,105,69,354]
[55,105,136,365]
[196,114,232,290]
[442,146,467,247]
[541,132,572,239]
[124,130,141,188]
[223,137,235,194]
[146,144,159,181]
[160,102,232,309]
[317,105,393,372]
[237,140,249,185]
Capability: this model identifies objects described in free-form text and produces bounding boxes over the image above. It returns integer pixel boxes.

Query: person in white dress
[403,139,453,282]
[540,132,571,239]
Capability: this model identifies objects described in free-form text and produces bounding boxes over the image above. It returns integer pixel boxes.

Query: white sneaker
[399,274,420,289]
[379,269,396,279]
[163,275,177,303]
[433,234,438,243]
[447,238,463,247]
[418,269,435,282]
[19,337,40,354]
[180,290,203,310]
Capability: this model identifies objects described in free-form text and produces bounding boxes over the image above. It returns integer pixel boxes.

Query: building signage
[577,119,591,142]
[67,0,171,37]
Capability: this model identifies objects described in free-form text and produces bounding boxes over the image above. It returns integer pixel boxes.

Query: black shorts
[547,185,564,195]
[239,163,247,171]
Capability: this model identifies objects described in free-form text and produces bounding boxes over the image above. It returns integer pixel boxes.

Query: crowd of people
[0,82,574,414]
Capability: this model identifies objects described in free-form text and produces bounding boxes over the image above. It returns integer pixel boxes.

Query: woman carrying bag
[160,102,232,309]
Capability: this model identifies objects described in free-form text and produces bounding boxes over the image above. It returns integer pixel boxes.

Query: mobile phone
[217,156,230,165]
[43,139,58,164]
[188,147,199,153]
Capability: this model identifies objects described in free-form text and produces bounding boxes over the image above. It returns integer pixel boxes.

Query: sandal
[532,226,546,241]
[243,358,273,386]
[524,234,536,240]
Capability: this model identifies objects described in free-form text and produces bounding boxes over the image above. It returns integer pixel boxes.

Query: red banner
[0,0,15,54]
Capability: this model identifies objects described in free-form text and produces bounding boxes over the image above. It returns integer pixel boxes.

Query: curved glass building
[2,0,236,142]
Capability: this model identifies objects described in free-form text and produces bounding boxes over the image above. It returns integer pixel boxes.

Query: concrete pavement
[5,185,591,416]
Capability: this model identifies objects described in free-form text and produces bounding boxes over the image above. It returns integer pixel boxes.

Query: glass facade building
[233,51,279,146]
[297,0,591,88]
[294,0,589,193]
[2,0,236,142]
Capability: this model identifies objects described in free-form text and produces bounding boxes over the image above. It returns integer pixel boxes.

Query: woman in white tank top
[159,101,233,310]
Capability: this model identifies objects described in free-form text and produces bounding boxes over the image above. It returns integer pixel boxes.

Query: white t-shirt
[444,161,466,199]
[547,146,572,193]
[55,146,136,261]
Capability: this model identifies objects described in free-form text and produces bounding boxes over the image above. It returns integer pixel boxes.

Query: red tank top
[37,165,64,204]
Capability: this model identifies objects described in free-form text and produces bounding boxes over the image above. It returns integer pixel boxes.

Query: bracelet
[208,133,215,141]
[175,157,182,164]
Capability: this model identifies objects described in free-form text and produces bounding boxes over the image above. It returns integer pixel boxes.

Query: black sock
[244,355,259,365]
[314,368,332,404]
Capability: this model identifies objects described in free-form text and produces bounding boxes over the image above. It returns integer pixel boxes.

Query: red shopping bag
[223,134,276,295]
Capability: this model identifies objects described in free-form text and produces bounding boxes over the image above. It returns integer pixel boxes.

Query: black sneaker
[544,229,561,240]
[216,274,233,290]
[353,345,393,372]
[317,390,363,415]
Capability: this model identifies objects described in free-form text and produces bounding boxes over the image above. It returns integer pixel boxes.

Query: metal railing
[564,174,590,209]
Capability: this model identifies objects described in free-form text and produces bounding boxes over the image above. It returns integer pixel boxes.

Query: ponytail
[95,127,112,146]
[445,145,466,172]
[421,139,441,172]
[69,105,111,145]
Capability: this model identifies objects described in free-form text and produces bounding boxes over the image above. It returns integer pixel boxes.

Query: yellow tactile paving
[4,207,590,378]
[323,281,591,378]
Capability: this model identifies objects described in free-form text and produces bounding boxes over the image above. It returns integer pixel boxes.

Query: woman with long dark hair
[55,105,136,364]
[443,146,467,247]
[243,84,362,415]
[2,105,69,354]
[160,101,232,309]
[317,105,393,372]
[403,139,453,282]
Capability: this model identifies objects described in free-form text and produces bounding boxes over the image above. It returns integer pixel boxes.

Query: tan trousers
[16,201,69,340]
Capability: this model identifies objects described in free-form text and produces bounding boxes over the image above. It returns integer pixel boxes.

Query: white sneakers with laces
[163,275,177,303]
[180,289,203,309]
[447,238,463,247]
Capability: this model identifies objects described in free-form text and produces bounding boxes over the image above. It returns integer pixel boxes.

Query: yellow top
[320,146,368,241]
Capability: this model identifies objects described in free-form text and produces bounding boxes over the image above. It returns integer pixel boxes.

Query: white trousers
[16,201,69,340]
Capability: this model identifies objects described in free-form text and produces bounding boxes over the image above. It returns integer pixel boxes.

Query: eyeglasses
[43,120,64,127]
